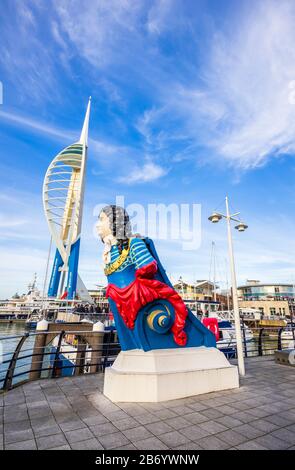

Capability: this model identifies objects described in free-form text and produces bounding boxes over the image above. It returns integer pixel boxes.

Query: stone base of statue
[103,347,239,402]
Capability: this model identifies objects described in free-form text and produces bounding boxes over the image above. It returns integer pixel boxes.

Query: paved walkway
[1,356,295,450]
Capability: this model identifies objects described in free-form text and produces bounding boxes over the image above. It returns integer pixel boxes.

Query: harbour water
[0,321,35,387]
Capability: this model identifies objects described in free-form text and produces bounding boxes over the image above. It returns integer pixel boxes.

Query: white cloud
[0,109,125,161]
[118,162,168,184]
[0,109,74,141]
[54,0,143,68]
[146,0,176,35]
[0,216,27,228]
[117,0,295,170]
[195,0,295,168]
[155,0,295,169]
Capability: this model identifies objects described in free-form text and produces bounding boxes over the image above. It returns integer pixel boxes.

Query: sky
[1,0,295,298]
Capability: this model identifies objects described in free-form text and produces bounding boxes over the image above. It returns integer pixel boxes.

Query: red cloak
[106,261,188,346]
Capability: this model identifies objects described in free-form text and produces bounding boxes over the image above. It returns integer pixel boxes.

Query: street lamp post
[209,196,248,376]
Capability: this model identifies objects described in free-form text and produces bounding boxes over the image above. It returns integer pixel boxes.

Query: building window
[275,287,280,293]
[270,308,276,315]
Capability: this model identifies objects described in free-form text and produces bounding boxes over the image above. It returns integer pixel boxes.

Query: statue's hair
[100,205,132,252]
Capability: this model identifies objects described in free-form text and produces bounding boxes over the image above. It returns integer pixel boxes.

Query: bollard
[29,320,49,381]
[75,337,87,376]
[89,330,104,374]
[258,328,264,356]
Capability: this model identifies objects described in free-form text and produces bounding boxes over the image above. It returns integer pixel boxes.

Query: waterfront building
[173,278,221,315]
[238,280,295,319]
[88,285,109,312]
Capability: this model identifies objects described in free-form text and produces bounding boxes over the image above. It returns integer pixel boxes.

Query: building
[88,286,109,312]
[238,281,295,319]
[173,279,216,302]
[173,279,223,315]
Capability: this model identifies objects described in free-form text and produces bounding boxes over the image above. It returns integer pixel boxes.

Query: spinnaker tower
[43,98,92,301]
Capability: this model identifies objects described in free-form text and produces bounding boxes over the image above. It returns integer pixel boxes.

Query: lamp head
[208,212,222,223]
[235,222,248,232]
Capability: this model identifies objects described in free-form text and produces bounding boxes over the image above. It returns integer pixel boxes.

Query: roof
[238,283,294,289]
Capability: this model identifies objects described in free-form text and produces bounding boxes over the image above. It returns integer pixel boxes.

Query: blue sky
[1,0,295,297]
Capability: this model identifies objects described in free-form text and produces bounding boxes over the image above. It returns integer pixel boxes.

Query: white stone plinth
[103,347,239,402]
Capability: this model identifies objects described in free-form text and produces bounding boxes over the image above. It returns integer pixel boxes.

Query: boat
[198,312,254,358]
[281,323,295,341]
[25,311,43,329]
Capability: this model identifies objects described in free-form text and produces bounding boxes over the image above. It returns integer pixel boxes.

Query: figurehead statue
[97,205,215,351]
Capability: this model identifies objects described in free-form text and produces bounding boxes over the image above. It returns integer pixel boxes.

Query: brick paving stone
[116,443,137,450]
[122,425,153,442]
[103,410,130,421]
[231,401,254,411]
[6,439,37,450]
[214,405,237,415]
[217,429,248,446]
[70,438,103,450]
[59,418,87,432]
[164,416,192,430]
[36,433,68,450]
[265,414,294,427]
[198,420,228,435]
[117,403,146,417]
[135,413,160,425]
[81,414,109,427]
[33,424,61,438]
[187,402,207,412]
[180,425,211,440]
[215,415,244,428]
[145,421,174,436]
[270,428,295,444]
[173,442,204,450]
[229,411,256,423]
[169,405,196,416]
[50,444,71,450]
[196,435,230,450]
[185,412,209,425]
[4,393,25,406]
[90,422,118,437]
[113,417,139,431]
[65,427,94,444]
[235,441,268,450]
[233,423,265,439]
[201,408,225,419]
[5,428,35,444]
[134,436,169,450]
[250,419,279,433]
[158,430,192,447]
[285,424,295,433]
[98,431,131,449]
[4,419,31,433]
[254,434,289,450]
[152,409,178,420]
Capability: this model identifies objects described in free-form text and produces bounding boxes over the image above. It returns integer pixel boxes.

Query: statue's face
[97,211,112,241]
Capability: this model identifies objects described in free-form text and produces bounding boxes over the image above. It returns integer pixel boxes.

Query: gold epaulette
[104,239,131,276]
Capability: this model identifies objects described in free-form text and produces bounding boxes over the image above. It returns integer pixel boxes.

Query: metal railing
[0,328,120,391]
[0,325,294,392]
[219,325,295,359]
